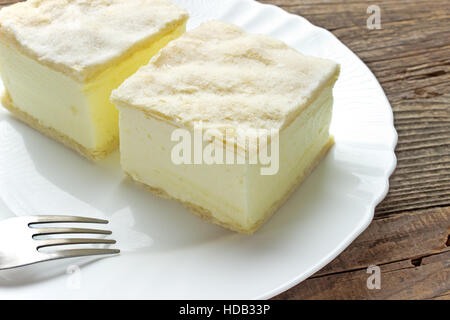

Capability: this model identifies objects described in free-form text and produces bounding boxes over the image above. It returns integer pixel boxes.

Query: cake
[112,21,340,234]
[0,0,188,160]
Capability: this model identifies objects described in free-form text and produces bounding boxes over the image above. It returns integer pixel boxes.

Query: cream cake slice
[111,21,340,234]
[0,0,188,160]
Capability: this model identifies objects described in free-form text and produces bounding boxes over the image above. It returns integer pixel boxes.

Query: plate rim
[244,0,398,299]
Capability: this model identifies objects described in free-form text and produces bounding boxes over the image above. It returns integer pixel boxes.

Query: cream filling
[246,86,334,226]
[0,23,186,152]
[116,86,334,231]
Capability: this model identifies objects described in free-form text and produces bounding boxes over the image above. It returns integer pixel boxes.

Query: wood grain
[275,207,450,299]
[276,250,450,300]
[0,0,449,300]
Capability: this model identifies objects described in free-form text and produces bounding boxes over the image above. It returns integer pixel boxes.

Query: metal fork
[0,215,120,270]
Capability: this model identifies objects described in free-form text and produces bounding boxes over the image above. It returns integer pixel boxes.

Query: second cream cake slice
[0,0,188,160]
[112,21,340,234]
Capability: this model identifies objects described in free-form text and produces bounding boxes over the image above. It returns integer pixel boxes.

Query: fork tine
[32,227,112,236]
[47,248,120,260]
[29,216,108,225]
[36,238,116,249]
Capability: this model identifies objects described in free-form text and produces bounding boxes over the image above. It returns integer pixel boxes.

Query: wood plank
[275,251,450,300]
[316,207,449,277]
[0,0,19,6]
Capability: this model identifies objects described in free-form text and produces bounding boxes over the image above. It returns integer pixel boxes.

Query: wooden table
[1,0,449,300]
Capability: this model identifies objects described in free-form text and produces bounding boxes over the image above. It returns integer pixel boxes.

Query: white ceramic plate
[0,0,397,299]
